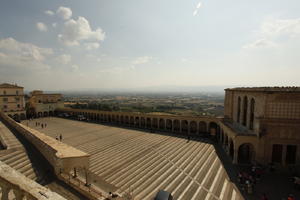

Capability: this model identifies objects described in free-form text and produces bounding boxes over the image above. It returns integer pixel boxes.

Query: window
[3,91,6,95]
[237,97,241,123]
[242,96,248,126]
[17,104,20,108]
[16,90,19,95]
[3,105,7,109]
[15,97,20,101]
[249,98,255,130]
[3,98,8,102]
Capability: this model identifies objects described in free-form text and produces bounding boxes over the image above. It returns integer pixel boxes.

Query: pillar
[1,185,10,200]
[13,190,24,200]
[282,145,287,166]
[233,148,238,164]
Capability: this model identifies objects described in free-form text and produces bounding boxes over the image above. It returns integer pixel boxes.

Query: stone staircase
[26,117,244,200]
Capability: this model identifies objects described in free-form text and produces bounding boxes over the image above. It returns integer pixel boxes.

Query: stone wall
[0,112,90,174]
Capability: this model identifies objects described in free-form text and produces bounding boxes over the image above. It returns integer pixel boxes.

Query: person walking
[59,134,62,141]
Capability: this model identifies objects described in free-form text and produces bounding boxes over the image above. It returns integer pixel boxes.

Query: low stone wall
[0,160,66,200]
[0,112,90,174]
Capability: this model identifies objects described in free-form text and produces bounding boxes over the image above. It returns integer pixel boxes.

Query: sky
[0,0,300,91]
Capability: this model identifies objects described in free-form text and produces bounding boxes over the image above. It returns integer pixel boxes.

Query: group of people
[56,134,63,141]
[238,165,263,194]
[35,121,47,128]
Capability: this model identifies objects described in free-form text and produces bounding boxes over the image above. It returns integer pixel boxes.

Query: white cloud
[193,2,202,16]
[84,42,100,50]
[45,10,54,16]
[0,37,53,62]
[243,38,277,49]
[0,38,52,71]
[36,22,48,32]
[55,54,71,65]
[244,18,300,48]
[56,6,72,20]
[132,56,151,65]
[261,18,300,37]
[58,16,105,47]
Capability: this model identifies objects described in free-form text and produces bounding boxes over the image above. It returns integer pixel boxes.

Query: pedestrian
[59,134,62,141]
[56,137,59,140]
[41,123,44,128]
[45,123,47,128]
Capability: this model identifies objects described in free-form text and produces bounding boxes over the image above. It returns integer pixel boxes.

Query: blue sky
[0,0,300,91]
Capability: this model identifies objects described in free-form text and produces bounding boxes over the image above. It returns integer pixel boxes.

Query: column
[13,189,24,200]
[233,148,238,164]
[282,145,287,166]
[1,185,10,200]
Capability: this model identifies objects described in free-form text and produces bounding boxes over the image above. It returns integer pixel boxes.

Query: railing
[59,173,104,200]
[0,161,66,200]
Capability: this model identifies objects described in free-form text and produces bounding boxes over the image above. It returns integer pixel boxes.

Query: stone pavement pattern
[24,117,243,200]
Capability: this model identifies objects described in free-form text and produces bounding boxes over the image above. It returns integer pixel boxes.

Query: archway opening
[190,121,197,134]
[173,120,180,132]
[159,119,165,130]
[166,119,172,131]
[238,143,254,164]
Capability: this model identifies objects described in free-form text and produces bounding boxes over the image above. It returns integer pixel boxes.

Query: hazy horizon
[1,0,300,91]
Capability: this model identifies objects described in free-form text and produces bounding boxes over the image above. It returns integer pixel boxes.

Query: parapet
[0,112,90,174]
[0,160,66,200]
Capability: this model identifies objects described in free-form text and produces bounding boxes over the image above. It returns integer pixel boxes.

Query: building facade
[28,90,64,117]
[0,83,26,120]
[220,87,300,166]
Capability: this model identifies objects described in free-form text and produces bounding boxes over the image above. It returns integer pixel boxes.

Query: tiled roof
[0,83,23,88]
[225,87,300,92]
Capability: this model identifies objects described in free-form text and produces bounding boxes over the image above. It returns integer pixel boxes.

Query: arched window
[237,97,241,123]
[3,90,6,95]
[242,96,248,126]
[249,98,255,130]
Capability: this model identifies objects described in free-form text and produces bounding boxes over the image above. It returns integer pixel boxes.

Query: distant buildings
[28,90,64,117]
[221,87,300,166]
[0,83,26,120]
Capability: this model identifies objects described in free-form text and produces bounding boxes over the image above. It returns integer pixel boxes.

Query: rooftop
[0,83,23,89]
[225,87,300,93]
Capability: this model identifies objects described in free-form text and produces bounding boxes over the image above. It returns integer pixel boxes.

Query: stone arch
[152,118,158,129]
[38,112,43,117]
[125,116,129,125]
[100,114,104,121]
[166,119,172,131]
[141,117,146,127]
[173,120,180,132]
[112,115,116,122]
[250,98,255,130]
[108,115,112,122]
[237,96,241,123]
[116,115,120,123]
[146,118,151,128]
[190,121,197,134]
[199,121,207,134]
[242,96,248,126]
[135,117,140,127]
[120,115,124,124]
[130,116,134,126]
[159,119,165,130]
[181,120,188,133]
[49,111,53,116]
[238,143,255,164]
[209,122,218,136]
[43,111,48,117]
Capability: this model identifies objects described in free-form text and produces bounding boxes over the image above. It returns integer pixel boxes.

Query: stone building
[220,87,300,166]
[28,90,64,117]
[0,83,26,120]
